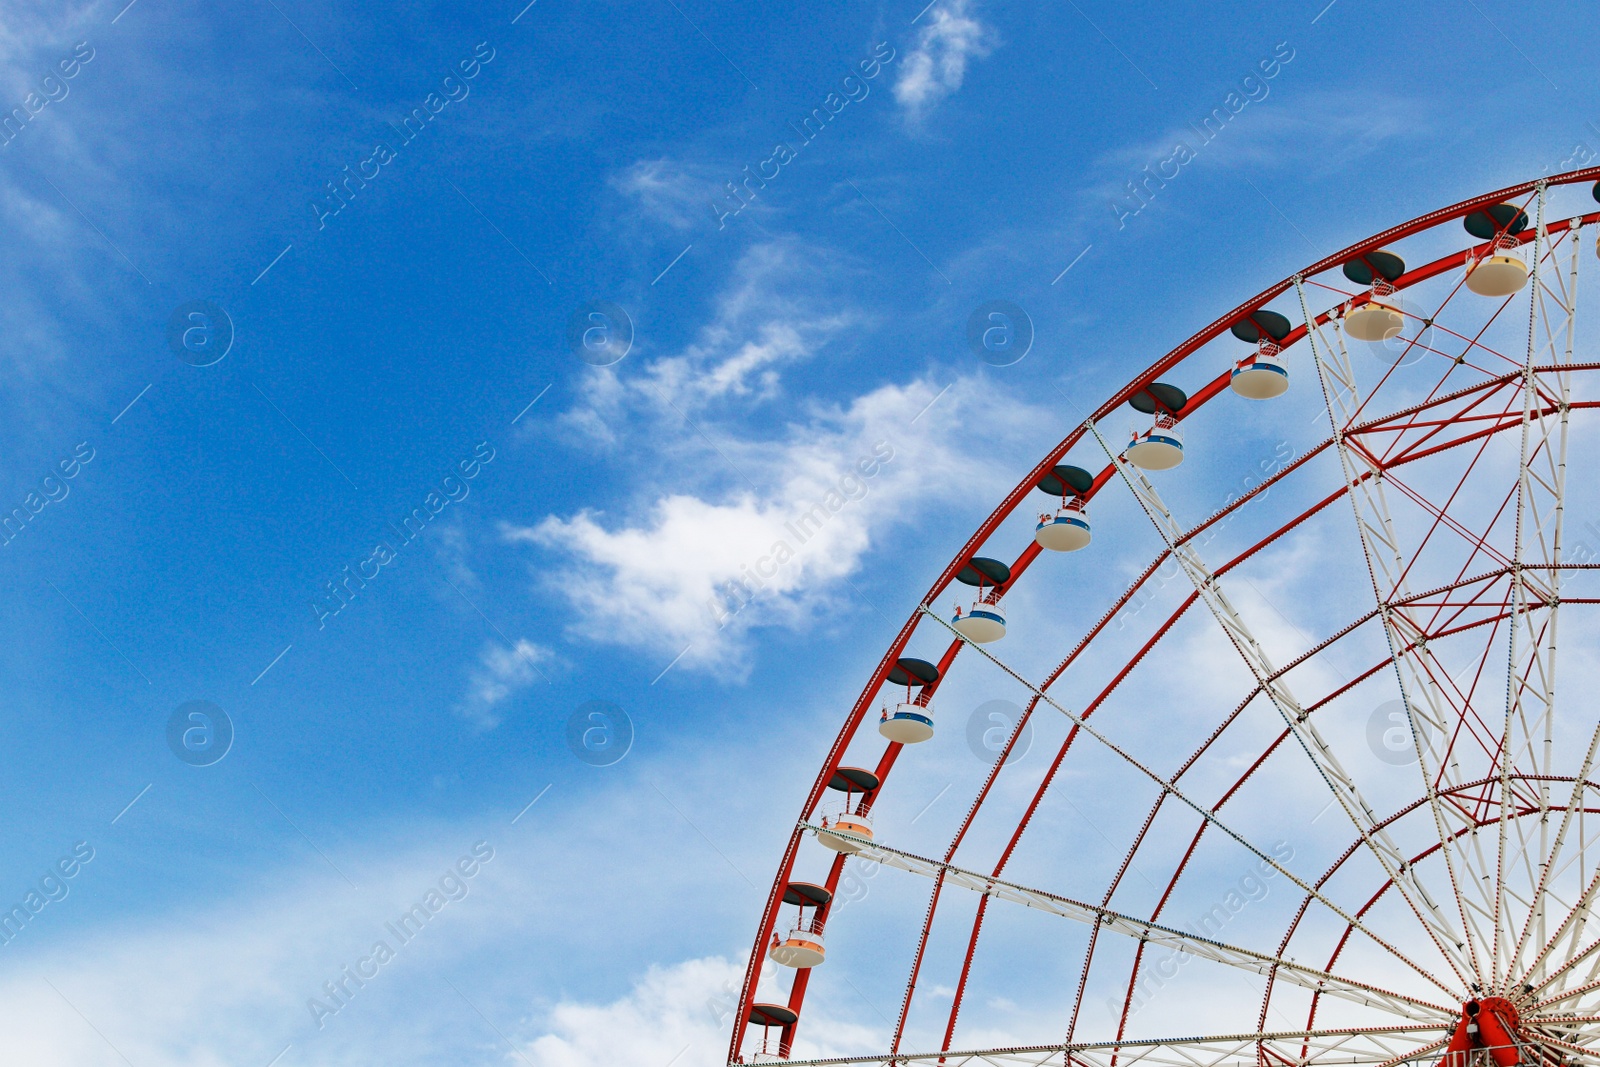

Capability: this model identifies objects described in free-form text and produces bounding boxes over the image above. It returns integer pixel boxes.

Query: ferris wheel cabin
[1342,248,1408,341]
[877,656,941,744]
[1126,382,1188,470]
[1034,463,1094,551]
[1228,309,1293,399]
[816,765,879,853]
[744,1003,797,1064]
[952,557,1012,642]
[1463,203,1531,297]
[769,881,831,969]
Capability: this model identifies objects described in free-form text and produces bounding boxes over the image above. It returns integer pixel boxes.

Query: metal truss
[772,1025,1452,1067]
[802,823,1455,1022]
[1084,416,1477,990]
[1292,192,1585,994]
[916,605,1460,1000]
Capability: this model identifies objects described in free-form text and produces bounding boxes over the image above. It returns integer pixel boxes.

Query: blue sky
[2,0,1600,1064]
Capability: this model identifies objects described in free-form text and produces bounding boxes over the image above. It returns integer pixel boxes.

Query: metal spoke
[803,823,1456,1022]
[1511,724,1600,988]
[1294,275,1500,987]
[1495,210,1582,993]
[1526,840,1600,999]
[917,605,1463,999]
[773,1025,1453,1067]
[1085,417,1477,989]
[1490,186,1568,987]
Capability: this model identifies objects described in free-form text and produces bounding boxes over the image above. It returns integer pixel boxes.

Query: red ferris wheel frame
[729,166,1600,1066]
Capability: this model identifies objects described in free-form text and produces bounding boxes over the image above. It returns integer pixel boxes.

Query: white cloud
[0,4,111,368]
[431,519,480,590]
[608,157,720,232]
[0,2,95,82]
[1081,90,1420,234]
[569,240,854,442]
[0,831,532,1067]
[521,956,738,1067]
[0,742,839,1067]
[515,373,1044,677]
[518,237,1048,677]
[0,772,867,1065]
[454,638,549,727]
[893,0,995,118]
[519,955,879,1067]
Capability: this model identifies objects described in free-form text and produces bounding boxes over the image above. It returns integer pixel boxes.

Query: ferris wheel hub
[1443,997,1523,1067]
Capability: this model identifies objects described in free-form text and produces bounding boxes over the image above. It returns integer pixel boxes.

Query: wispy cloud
[519,955,880,1067]
[609,157,724,232]
[517,236,1048,677]
[894,0,995,119]
[431,519,480,590]
[0,4,115,370]
[514,375,1044,676]
[0,2,96,78]
[0,830,531,1066]
[455,638,548,727]
[566,240,855,443]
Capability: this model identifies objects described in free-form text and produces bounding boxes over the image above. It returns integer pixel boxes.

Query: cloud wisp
[514,242,1044,676]
[454,638,550,727]
[894,0,995,119]
[512,376,1009,677]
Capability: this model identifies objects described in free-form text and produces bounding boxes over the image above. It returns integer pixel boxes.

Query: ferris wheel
[728,169,1600,1067]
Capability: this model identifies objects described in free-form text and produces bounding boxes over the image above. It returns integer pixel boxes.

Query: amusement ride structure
[729,169,1600,1067]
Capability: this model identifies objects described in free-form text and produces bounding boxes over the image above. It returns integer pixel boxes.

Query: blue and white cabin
[1126,382,1188,471]
[1035,463,1094,552]
[878,658,941,744]
[951,557,1011,643]
[1229,309,1293,400]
